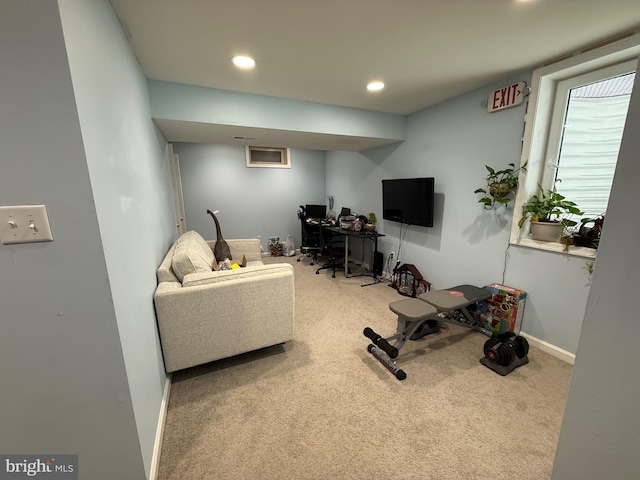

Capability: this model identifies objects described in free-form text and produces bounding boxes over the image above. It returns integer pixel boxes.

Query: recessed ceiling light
[367,81,385,92]
[232,55,256,69]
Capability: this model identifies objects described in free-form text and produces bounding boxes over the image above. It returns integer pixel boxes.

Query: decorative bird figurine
[206,209,232,261]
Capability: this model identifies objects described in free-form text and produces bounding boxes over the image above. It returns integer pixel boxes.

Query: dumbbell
[483,335,516,366]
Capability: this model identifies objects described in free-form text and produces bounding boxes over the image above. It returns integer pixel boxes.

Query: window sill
[510,237,597,259]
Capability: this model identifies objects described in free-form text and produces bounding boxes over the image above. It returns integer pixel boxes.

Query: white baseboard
[520,332,575,365]
[149,374,172,480]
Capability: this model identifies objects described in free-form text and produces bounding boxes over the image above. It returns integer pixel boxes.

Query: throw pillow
[171,234,215,282]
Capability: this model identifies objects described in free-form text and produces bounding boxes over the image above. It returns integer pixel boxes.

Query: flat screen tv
[382,177,435,227]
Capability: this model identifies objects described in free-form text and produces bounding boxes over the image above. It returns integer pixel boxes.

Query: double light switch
[0,205,54,245]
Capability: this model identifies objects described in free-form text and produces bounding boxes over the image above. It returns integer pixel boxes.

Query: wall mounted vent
[246,146,291,169]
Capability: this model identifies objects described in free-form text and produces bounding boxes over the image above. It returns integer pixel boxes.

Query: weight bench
[364,285,495,380]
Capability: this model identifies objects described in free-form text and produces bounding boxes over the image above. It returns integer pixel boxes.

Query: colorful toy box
[476,283,527,334]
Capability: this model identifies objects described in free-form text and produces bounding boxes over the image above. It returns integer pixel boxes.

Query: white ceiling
[109,0,640,149]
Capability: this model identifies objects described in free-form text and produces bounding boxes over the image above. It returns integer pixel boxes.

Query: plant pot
[530,221,563,242]
[489,181,512,197]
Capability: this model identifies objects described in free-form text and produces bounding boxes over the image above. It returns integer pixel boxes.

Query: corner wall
[0,1,146,478]
[326,73,530,289]
[148,80,406,142]
[325,72,591,355]
[58,0,176,477]
[174,143,325,249]
[551,56,640,480]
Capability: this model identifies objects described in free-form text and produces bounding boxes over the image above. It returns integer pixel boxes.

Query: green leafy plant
[475,162,527,209]
[517,184,583,229]
[584,260,595,276]
[368,212,377,224]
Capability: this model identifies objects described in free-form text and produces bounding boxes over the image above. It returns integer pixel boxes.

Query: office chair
[315,224,350,278]
[297,207,322,265]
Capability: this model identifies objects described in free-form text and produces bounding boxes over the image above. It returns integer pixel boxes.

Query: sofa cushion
[171,231,215,282]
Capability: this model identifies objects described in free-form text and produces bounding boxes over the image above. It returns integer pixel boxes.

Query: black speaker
[373,251,383,276]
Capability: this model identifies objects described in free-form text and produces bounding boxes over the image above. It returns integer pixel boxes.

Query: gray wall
[58,0,176,477]
[174,143,325,251]
[0,1,175,479]
[0,1,143,478]
[149,80,406,143]
[3,2,636,478]
[551,57,640,480]
[325,72,592,354]
[326,77,527,288]
[175,72,597,355]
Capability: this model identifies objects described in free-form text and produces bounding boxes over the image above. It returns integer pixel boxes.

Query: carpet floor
[157,255,573,479]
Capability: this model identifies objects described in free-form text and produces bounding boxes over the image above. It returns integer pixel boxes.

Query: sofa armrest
[207,238,262,262]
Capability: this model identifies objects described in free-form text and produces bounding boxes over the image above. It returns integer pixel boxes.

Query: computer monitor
[305,204,326,220]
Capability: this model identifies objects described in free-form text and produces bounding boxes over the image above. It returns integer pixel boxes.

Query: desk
[301,219,331,252]
[325,227,385,286]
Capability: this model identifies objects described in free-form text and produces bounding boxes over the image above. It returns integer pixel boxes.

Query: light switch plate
[0,204,54,245]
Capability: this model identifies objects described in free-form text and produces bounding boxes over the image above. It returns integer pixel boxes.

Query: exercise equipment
[481,331,529,376]
[364,299,437,382]
[418,285,495,337]
[363,285,529,380]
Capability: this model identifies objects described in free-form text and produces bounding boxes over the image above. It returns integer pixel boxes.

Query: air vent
[245,146,291,169]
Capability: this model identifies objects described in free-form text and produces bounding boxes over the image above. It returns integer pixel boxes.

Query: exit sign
[487,81,527,113]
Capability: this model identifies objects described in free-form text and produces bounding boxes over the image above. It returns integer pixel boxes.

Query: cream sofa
[154,230,294,373]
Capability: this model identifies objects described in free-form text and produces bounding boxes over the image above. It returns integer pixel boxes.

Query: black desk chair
[316,226,350,278]
[297,209,322,265]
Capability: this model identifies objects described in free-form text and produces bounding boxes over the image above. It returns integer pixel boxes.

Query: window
[545,65,635,225]
[510,34,640,257]
[245,146,291,168]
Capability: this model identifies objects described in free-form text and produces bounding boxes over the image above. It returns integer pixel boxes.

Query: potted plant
[517,185,583,242]
[475,162,527,210]
[365,212,377,231]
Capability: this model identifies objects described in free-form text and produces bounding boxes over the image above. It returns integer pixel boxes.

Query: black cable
[397,222,409,265]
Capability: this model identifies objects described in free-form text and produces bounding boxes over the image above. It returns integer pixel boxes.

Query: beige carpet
[157,256,572,480]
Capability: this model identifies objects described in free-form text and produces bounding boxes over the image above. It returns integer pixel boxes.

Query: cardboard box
[476,283,527,334]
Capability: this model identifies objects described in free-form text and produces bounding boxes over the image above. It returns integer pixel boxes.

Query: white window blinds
[554,72,635,223]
